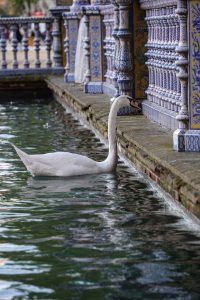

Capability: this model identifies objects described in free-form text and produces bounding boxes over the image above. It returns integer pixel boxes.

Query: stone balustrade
[0,15,65,75]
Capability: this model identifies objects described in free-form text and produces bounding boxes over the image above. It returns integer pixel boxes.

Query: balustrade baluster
[63,17,70,81]
[51,14,62,67]
[11,24,18,69]
[22,23,29,68]
[0,24,7,69]
[34,22,41,68]
[45,22,52,68]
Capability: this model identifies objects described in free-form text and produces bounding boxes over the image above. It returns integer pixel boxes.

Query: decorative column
[115,0,133,97]
[173,0,189,151]
[83,5,104,93]
[49,7,64,68]
[111,1,120,99]
[98,3,116,96]
[184,0,200,151]
[63,0,89,82]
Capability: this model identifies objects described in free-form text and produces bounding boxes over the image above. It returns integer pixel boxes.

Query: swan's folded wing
[29,160,56,177]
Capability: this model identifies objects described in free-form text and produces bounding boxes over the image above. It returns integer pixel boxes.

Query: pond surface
[0,98,200,300]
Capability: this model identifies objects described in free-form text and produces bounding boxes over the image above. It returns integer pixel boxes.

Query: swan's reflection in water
[26,173,118,194]
[25,172,137,253]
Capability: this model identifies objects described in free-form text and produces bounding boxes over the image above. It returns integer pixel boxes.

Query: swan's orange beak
[127,96,142,112]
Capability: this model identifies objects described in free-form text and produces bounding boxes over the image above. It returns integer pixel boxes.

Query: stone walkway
[46,75,200,219]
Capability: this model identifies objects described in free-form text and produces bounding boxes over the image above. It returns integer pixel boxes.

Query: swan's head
[114,95,131,107]
[115,95,141,111]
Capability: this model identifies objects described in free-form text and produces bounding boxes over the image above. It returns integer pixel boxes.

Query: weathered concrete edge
[45,78,200,219]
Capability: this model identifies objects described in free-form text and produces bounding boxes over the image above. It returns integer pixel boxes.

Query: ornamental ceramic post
[184,0,200,151]
[173,0,189,151]
[49,7,63,68]
[83,5,104,93]
[63,0,89,82]
[115,0,133,97]
[111,1,120,98]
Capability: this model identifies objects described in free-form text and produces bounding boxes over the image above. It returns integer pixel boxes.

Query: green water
[0,98,200,300]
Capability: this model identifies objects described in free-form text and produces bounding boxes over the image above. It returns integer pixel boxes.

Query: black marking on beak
[127,96,142,112]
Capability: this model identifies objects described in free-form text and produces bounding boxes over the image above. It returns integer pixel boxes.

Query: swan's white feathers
[11,95,130,177]
[13,149,101,177]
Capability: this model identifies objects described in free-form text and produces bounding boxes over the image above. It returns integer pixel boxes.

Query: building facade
[57,0,200,151]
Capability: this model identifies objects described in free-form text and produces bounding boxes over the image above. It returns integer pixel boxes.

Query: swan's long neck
[103,97,124,170]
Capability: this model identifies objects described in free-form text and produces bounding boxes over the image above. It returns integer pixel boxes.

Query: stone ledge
[45,76,200,219]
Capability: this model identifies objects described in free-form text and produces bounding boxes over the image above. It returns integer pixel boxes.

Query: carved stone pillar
[173,0,189,151]
[184,0,200,151]
[111,1,120,98]
[50,7,63,68]
[63,0,89,82]
[83,5,104,93]
[115,0,133,97]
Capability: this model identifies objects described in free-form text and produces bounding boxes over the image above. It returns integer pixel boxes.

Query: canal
[0,96,200,299]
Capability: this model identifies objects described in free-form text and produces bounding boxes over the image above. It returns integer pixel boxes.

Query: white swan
[12,95,133,177]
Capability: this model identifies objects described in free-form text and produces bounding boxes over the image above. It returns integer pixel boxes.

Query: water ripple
[0,99,199,299]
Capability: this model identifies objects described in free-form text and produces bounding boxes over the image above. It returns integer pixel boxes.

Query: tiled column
[184,0,200,151]
[84,5,104,93]
[111,1,120,98]
[50,7,66,68]
[63,0,89,82]
[100,4,116,96]
[173,0,189,151]
[115,0,133,97]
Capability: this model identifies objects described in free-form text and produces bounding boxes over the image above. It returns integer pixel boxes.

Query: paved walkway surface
[46,75,200,219]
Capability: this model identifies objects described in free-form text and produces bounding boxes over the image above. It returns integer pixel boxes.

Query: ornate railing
[139,0,181,129]
[0,16,64,75]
